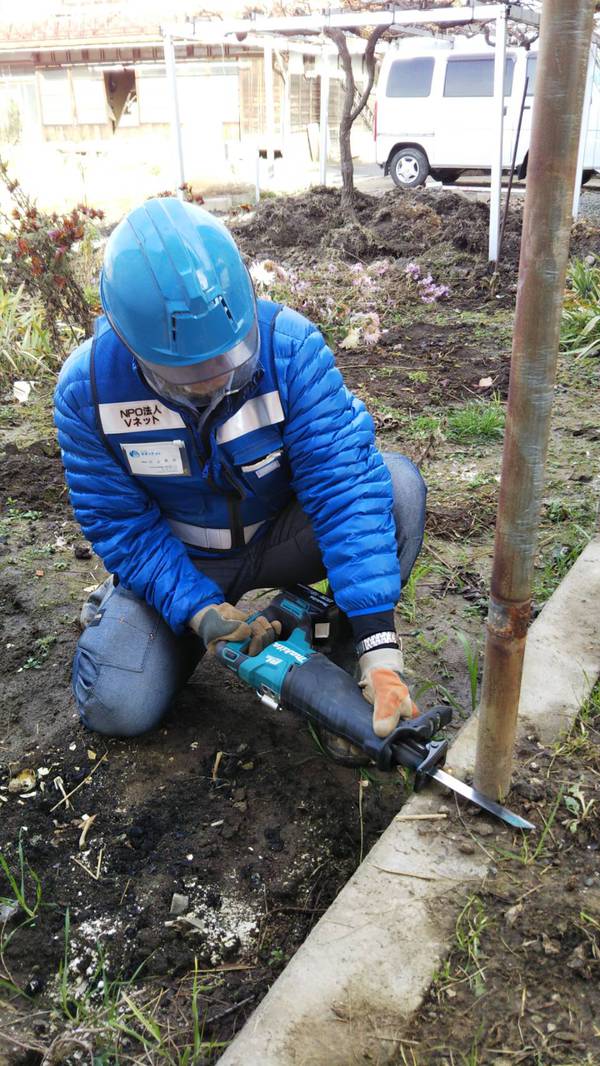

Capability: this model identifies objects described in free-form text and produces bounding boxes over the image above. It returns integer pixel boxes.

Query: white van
[374,37,600,188]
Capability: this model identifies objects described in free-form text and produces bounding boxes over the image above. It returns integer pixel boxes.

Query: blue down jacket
[54,297,400,633]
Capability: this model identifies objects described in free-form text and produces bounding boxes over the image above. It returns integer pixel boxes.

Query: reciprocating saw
[214,585,534,831]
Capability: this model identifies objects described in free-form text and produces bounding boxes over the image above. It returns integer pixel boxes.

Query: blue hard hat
[100,197,258,384]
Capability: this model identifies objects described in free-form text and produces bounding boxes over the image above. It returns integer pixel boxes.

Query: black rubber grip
[281,653,453,771]
[281,652,393,767]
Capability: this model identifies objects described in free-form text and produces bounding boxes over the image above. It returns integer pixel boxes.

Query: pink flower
[404,262,421,280]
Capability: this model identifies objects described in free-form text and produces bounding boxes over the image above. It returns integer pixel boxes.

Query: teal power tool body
[215,585,534,831]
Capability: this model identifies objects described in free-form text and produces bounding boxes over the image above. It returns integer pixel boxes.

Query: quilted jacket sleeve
[275,320,401,616]
[54,349,225,633]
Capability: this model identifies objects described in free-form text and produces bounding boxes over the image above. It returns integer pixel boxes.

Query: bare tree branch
[350,24,387,122]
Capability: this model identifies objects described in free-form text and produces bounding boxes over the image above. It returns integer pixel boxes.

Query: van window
[443,57,514,97]
[526,55,537,96]
[386,58,435,98]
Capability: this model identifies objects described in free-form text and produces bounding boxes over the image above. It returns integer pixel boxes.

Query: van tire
[389,147,429,189]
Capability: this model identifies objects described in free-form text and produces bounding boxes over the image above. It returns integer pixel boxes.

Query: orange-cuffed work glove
[358,648,419,737]
[188,603,281,656]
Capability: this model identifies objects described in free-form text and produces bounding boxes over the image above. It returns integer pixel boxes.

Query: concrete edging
[219,537,600,1066]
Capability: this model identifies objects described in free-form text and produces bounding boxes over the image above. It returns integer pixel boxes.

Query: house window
[290,73,320,132]
[71,69,109,125]
[38,70,73,125]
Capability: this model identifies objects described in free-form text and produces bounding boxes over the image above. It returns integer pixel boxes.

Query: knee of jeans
[384,454,427,521]
[73,648,170,737]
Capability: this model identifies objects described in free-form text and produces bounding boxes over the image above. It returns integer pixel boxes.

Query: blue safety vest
[90,300,292,556]
[55,296,401,632]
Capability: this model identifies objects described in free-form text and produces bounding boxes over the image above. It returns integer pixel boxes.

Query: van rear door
[376,55,436,167]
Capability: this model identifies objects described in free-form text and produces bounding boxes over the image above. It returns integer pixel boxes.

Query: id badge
[121,440,191,477]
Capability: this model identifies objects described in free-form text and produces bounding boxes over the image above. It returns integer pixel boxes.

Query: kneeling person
[54,198,426,742]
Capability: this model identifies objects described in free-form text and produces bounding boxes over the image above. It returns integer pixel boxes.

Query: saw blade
[429,767,535,831]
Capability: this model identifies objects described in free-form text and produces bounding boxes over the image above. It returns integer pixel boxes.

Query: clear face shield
[137,321,261,409]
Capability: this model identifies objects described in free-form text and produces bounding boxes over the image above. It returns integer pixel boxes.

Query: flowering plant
[404,262,450,303]
[0,158,103,349]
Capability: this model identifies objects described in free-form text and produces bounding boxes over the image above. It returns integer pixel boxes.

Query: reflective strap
[216,390,284,445]
[168,518,265,550]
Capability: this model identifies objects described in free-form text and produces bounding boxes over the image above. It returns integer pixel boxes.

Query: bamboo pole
[474,0,596,799]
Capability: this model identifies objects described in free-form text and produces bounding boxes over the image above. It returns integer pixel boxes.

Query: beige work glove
[189,603,281,656]
[359,647,419,738]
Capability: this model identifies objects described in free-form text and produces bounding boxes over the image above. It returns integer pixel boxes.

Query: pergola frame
[161,3,594,266]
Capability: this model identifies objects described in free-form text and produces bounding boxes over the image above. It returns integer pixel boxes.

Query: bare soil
[1,185,599,1063]
[391,725,600,1066]
[0,435,408,1058]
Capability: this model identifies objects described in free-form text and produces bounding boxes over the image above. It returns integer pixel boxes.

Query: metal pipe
[319,49,330,185]
[474,0,596,799]
[572,46,595,219]
[164,5,529,37]
[163,33,185,197]
[263,40,275,179]
[488,7,507,266]
[498,74,529,265]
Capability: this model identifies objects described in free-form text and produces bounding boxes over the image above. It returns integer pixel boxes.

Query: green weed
[54,918,224,1064]
[0,833,42,922]
[454,630,480,713]
[401,412,444,440]
[495,786,563,866]
[454,896,489,996]
[446,399,505,442]
[433,897,490,1002]
[564,783,595,833]
[398,563,432,624]
[552,718,594,760]
[544,497,596,526]
[306,721,327,758]
[561,258,600,358]
[549,682,600,765]
[0,834,43,998]
[4,500,42,521]
[534,525,592,605]
[0,284,55,387]
[416,632,448,655]
[414,678,464,717]
[21,634,57,671]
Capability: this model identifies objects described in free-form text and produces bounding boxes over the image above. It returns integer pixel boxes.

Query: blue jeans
[73,453,427,736]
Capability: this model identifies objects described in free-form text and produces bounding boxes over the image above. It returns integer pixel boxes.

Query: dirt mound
[232,186,525,270]
[233,186,600,282]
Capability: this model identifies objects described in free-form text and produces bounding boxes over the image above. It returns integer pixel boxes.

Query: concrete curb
[219,537,600,1066]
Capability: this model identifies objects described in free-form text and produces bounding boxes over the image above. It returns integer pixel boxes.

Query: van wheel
[389,148,429,189]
